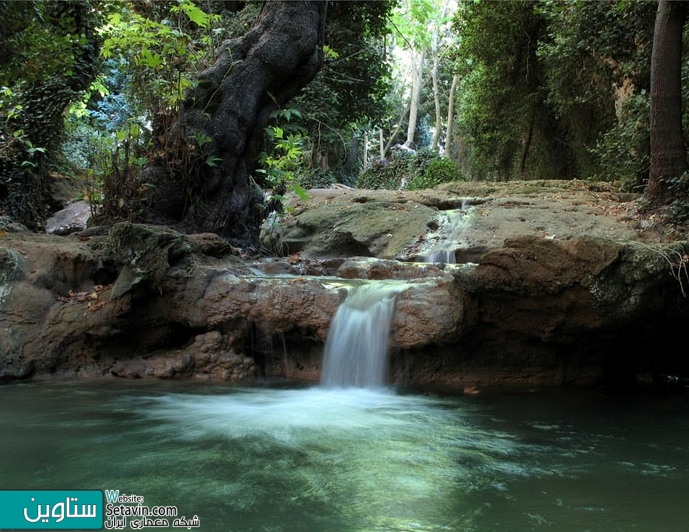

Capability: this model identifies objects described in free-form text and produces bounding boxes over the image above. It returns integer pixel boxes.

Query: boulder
[45,200,92,235]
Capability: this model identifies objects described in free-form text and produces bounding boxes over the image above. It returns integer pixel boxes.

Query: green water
[0,380,687,531]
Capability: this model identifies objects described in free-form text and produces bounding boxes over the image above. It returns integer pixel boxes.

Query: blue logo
[0,490,103,529]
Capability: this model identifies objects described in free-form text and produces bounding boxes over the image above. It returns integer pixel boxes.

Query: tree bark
[520,114,535,175]
[645,0,687,206]
[145,1,327,242]
[430,44,441,151]
[405,49,425,148]
[343,134,359,178]
[444,73,458,159]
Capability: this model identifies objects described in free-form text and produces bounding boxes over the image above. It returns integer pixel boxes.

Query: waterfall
[422,205,472,264]
[425,249,456,264]
[321,283,405,388]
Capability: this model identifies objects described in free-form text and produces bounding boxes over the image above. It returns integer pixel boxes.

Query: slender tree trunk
[363,131,369,168]
[405,49,425,148]
[384,105,408,157]
[379,128,385,160]
[430,45,441,151]
[144,1,327,242]
[645,0,687,206]
[343,134,359,177]
[444,73,458,159]
[520,115,535,175]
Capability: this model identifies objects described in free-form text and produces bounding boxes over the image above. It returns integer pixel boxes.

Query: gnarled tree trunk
[143,1,327,244]
[645,0,687,206]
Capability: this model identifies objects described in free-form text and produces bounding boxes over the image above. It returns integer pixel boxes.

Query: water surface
[1,380,687,531]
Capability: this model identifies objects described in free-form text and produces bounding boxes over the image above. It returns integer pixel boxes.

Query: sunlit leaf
[181,1,211,29]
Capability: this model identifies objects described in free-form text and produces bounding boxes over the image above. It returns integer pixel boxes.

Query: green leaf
[323,45,339,59]
[292,184,310,201]
[181,1,211,29]
[139,49,163,69]
[205,155,222,167]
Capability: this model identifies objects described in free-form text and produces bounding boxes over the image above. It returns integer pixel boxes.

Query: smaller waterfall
[321,283,405,388]
[425,249,456,264]
[423,206,471,264]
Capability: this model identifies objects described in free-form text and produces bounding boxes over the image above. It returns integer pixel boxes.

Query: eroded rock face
[2,181,689,389]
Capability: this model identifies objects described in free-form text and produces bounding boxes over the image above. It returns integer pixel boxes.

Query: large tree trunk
[145,1,326,243]
[645,0,687,206]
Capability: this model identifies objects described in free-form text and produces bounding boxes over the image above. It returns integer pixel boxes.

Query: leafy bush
[409,157,465,189]
[356,148,465,190]
[660,172,689,223]
[299,168,337,189]
[590,92,650,191]
[356,160,407,189]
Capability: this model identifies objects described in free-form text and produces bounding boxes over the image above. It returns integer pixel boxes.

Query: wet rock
[265,182,657,262]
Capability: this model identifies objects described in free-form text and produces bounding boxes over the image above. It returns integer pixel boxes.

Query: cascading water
[423,203,472,264]
[320,282,406,388]
[425,248,456,264]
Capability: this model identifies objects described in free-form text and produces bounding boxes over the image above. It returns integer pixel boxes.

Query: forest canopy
[1,0,688,241]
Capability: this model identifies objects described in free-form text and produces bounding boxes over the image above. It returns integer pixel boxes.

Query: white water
[422,207,473,264]
[425,248,456,264]
[320,283,406,388]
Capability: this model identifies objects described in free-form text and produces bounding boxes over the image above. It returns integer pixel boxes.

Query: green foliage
[656,172,689,223]
[87,1,228,219]
[357,163,402,190]
[258,126,309,202]
[99,0,220,116]
[0,0,101,227]
[291,1,394,177]
[390,0,430,50]
[0,1,98,89]
[0,86,23,125]
[299,168,338,190]
[537,0,655,180]
[590,92,650,191]
[409,156,465,189]
[453,0,552,179]
[357,149,465,190]
[451,0,656,182]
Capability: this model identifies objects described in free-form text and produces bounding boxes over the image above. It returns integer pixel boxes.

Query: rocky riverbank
[2,180,688,389]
